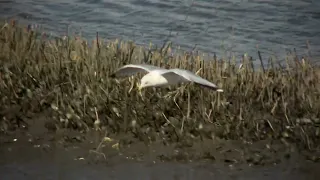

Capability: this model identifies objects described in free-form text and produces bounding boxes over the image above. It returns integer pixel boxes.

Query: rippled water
[0,0,320,60]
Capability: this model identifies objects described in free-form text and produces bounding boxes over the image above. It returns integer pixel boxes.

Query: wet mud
[0,111,319,180]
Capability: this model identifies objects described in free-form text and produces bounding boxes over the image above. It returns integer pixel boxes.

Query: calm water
[0,0,320,60]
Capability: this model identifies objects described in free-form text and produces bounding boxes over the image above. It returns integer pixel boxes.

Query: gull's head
[138,72,168,92]
[138,78,151,98]
[140,73,160,88]
[139,77,152,89]
[137,74,153,98]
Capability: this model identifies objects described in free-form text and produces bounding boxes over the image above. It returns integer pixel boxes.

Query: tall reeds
[0,21,319,151]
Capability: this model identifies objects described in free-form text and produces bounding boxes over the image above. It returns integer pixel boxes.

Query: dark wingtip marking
[109,73,116,78]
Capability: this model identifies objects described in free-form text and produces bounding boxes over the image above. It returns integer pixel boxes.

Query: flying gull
[110,64,223,93]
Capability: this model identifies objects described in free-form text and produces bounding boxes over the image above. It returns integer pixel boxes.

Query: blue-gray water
[1,0,320,61]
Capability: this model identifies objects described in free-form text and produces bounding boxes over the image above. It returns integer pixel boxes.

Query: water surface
[1,0,319,60]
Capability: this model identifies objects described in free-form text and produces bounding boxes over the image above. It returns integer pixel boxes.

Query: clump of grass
[0,20,319,151]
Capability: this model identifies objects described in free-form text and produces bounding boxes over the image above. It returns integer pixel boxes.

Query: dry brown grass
[0,21,319,151]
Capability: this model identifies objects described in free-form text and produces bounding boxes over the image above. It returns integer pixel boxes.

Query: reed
[0,21,319,151]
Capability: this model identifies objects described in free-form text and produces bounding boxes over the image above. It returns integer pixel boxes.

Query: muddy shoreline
[1,110,319,180]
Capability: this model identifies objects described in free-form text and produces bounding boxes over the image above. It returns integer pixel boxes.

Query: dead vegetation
[0,21,319,151]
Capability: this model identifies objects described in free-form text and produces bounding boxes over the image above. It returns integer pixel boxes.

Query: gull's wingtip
[217,89,224,92]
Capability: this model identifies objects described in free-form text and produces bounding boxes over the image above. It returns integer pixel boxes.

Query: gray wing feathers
[110,64,223,91]
[168,69,221,90]
[159,71,190,85]
[110,64,163,77]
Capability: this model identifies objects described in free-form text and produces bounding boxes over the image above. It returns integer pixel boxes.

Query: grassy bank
[0,21,319,152]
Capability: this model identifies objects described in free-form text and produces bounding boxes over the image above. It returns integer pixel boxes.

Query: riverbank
[1,122,319,180]
[0,20,319,171]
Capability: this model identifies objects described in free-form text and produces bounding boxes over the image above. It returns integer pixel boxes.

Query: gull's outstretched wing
[161,69,223,92]
[110,64,164,78]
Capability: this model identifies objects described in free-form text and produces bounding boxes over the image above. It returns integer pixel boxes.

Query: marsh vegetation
[0,21,319,158]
